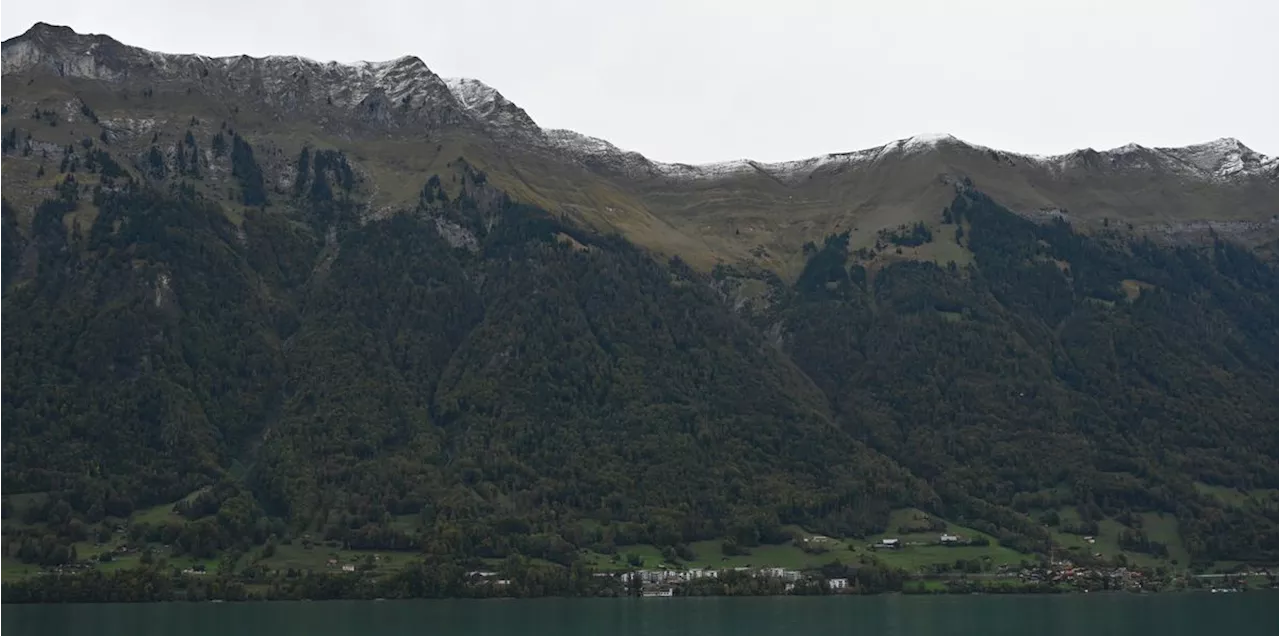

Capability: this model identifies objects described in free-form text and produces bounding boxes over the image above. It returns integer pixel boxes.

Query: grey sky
[3,0,1276,161]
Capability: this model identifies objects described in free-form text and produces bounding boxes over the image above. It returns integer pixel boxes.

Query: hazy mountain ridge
[3,23,1276,276]
[5,23,1275,187]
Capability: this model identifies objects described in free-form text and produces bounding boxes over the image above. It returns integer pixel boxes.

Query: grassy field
[685,541,847,570]
[873,544,1027,571]
[2,557,42,580]
[579,509,1035,574]
[1194,484,1280,515]
[1194,483,1254,508]
[131,502,185,526]
[1036,506,1190,568]
[580,544,667,571]
[255,543,414,575]
[860,509,1029,571]
[127,488,215,528]
[1138,512,1189,565]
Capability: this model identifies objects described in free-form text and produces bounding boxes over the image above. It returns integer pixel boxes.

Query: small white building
[341,564,356,572]
[876,538,900,549]
[940,533,959,543]
[828,577,849,590]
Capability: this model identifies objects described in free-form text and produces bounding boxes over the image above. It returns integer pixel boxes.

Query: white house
[341,564,356,572]
[828,577,849,590]
[940,533,959,543]
[876,538,900,549]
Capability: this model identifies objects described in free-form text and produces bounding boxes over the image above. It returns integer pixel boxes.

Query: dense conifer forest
[2,146,1275,601]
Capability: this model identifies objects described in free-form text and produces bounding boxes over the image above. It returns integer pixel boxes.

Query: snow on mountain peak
[1157,137,1275,179]
[4,24,1272,187]
[904,132,961,148]
[443,77,539,132]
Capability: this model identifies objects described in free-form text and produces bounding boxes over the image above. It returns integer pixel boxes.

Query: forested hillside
[1,140,1276,595]
[768,191,1277,561]
[1,156,929,566]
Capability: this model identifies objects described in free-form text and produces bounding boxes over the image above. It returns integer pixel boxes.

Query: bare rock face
[3,23,471,132]
[3,22,1276,272]
[443,77,540,134]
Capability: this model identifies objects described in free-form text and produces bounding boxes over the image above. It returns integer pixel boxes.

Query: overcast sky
[2,0,1276,162]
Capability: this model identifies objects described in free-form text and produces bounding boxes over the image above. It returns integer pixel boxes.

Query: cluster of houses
[618,566,848,597]
[465,570,512,587]
[1017,560,1149,590]
[872,533,964,550]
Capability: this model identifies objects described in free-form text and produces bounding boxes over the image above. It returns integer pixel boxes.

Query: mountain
[3,23,1275,275]
[1,24,1276,600]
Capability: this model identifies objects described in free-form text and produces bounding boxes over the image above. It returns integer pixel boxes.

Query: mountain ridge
[1,21,1277,599]
[2,22,1276,279]
[5,23,1275,186]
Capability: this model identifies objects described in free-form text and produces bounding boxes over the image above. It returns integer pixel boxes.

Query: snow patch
[443,77,538,131]
[8,24,1274,187]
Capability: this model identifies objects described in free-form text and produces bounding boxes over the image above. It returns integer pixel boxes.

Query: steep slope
[767,190,1277,560]
[1,23,1276,590]
[3,23,1275,279]
[1,162,932,555]
[2,23,469,130]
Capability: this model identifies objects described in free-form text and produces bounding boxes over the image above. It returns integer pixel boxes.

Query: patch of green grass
[584,516,1030,575]
[256,543,411,575]
[918,579,950,591]
[582,540,845,572]
[613,545,667,569]
[1207,561,1249,574]
[684,540,844,570]
[2,557,42,580]
[131,502,183,526]
[577,551,631,572]
[71,541,115,561]
[94,553,144,572]
[1038,507,1187,569]
[1138,512,1188,565]
[1249,489,1279,503]
[871,508,1011,545]
[4,492,50,511]
[387,514,420,533]
[872,544,1027,571]
[130,488,211,526]
[2,492,51,531]
[1194,483,1253,508]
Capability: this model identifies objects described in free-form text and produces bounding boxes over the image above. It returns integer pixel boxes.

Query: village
[596,558,1276,597]
[576,531,1280,597]
[19,527,1277,598]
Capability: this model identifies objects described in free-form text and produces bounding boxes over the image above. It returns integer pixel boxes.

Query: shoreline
[4,568,1271,605]
[2,587,1273,607]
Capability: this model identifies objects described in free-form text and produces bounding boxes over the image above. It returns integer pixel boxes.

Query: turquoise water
[3,592,1276,635]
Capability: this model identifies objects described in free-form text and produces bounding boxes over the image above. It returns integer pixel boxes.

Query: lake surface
[3,593,1276,636]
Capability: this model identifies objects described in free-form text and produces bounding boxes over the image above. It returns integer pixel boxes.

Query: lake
[3,593,1275,635]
